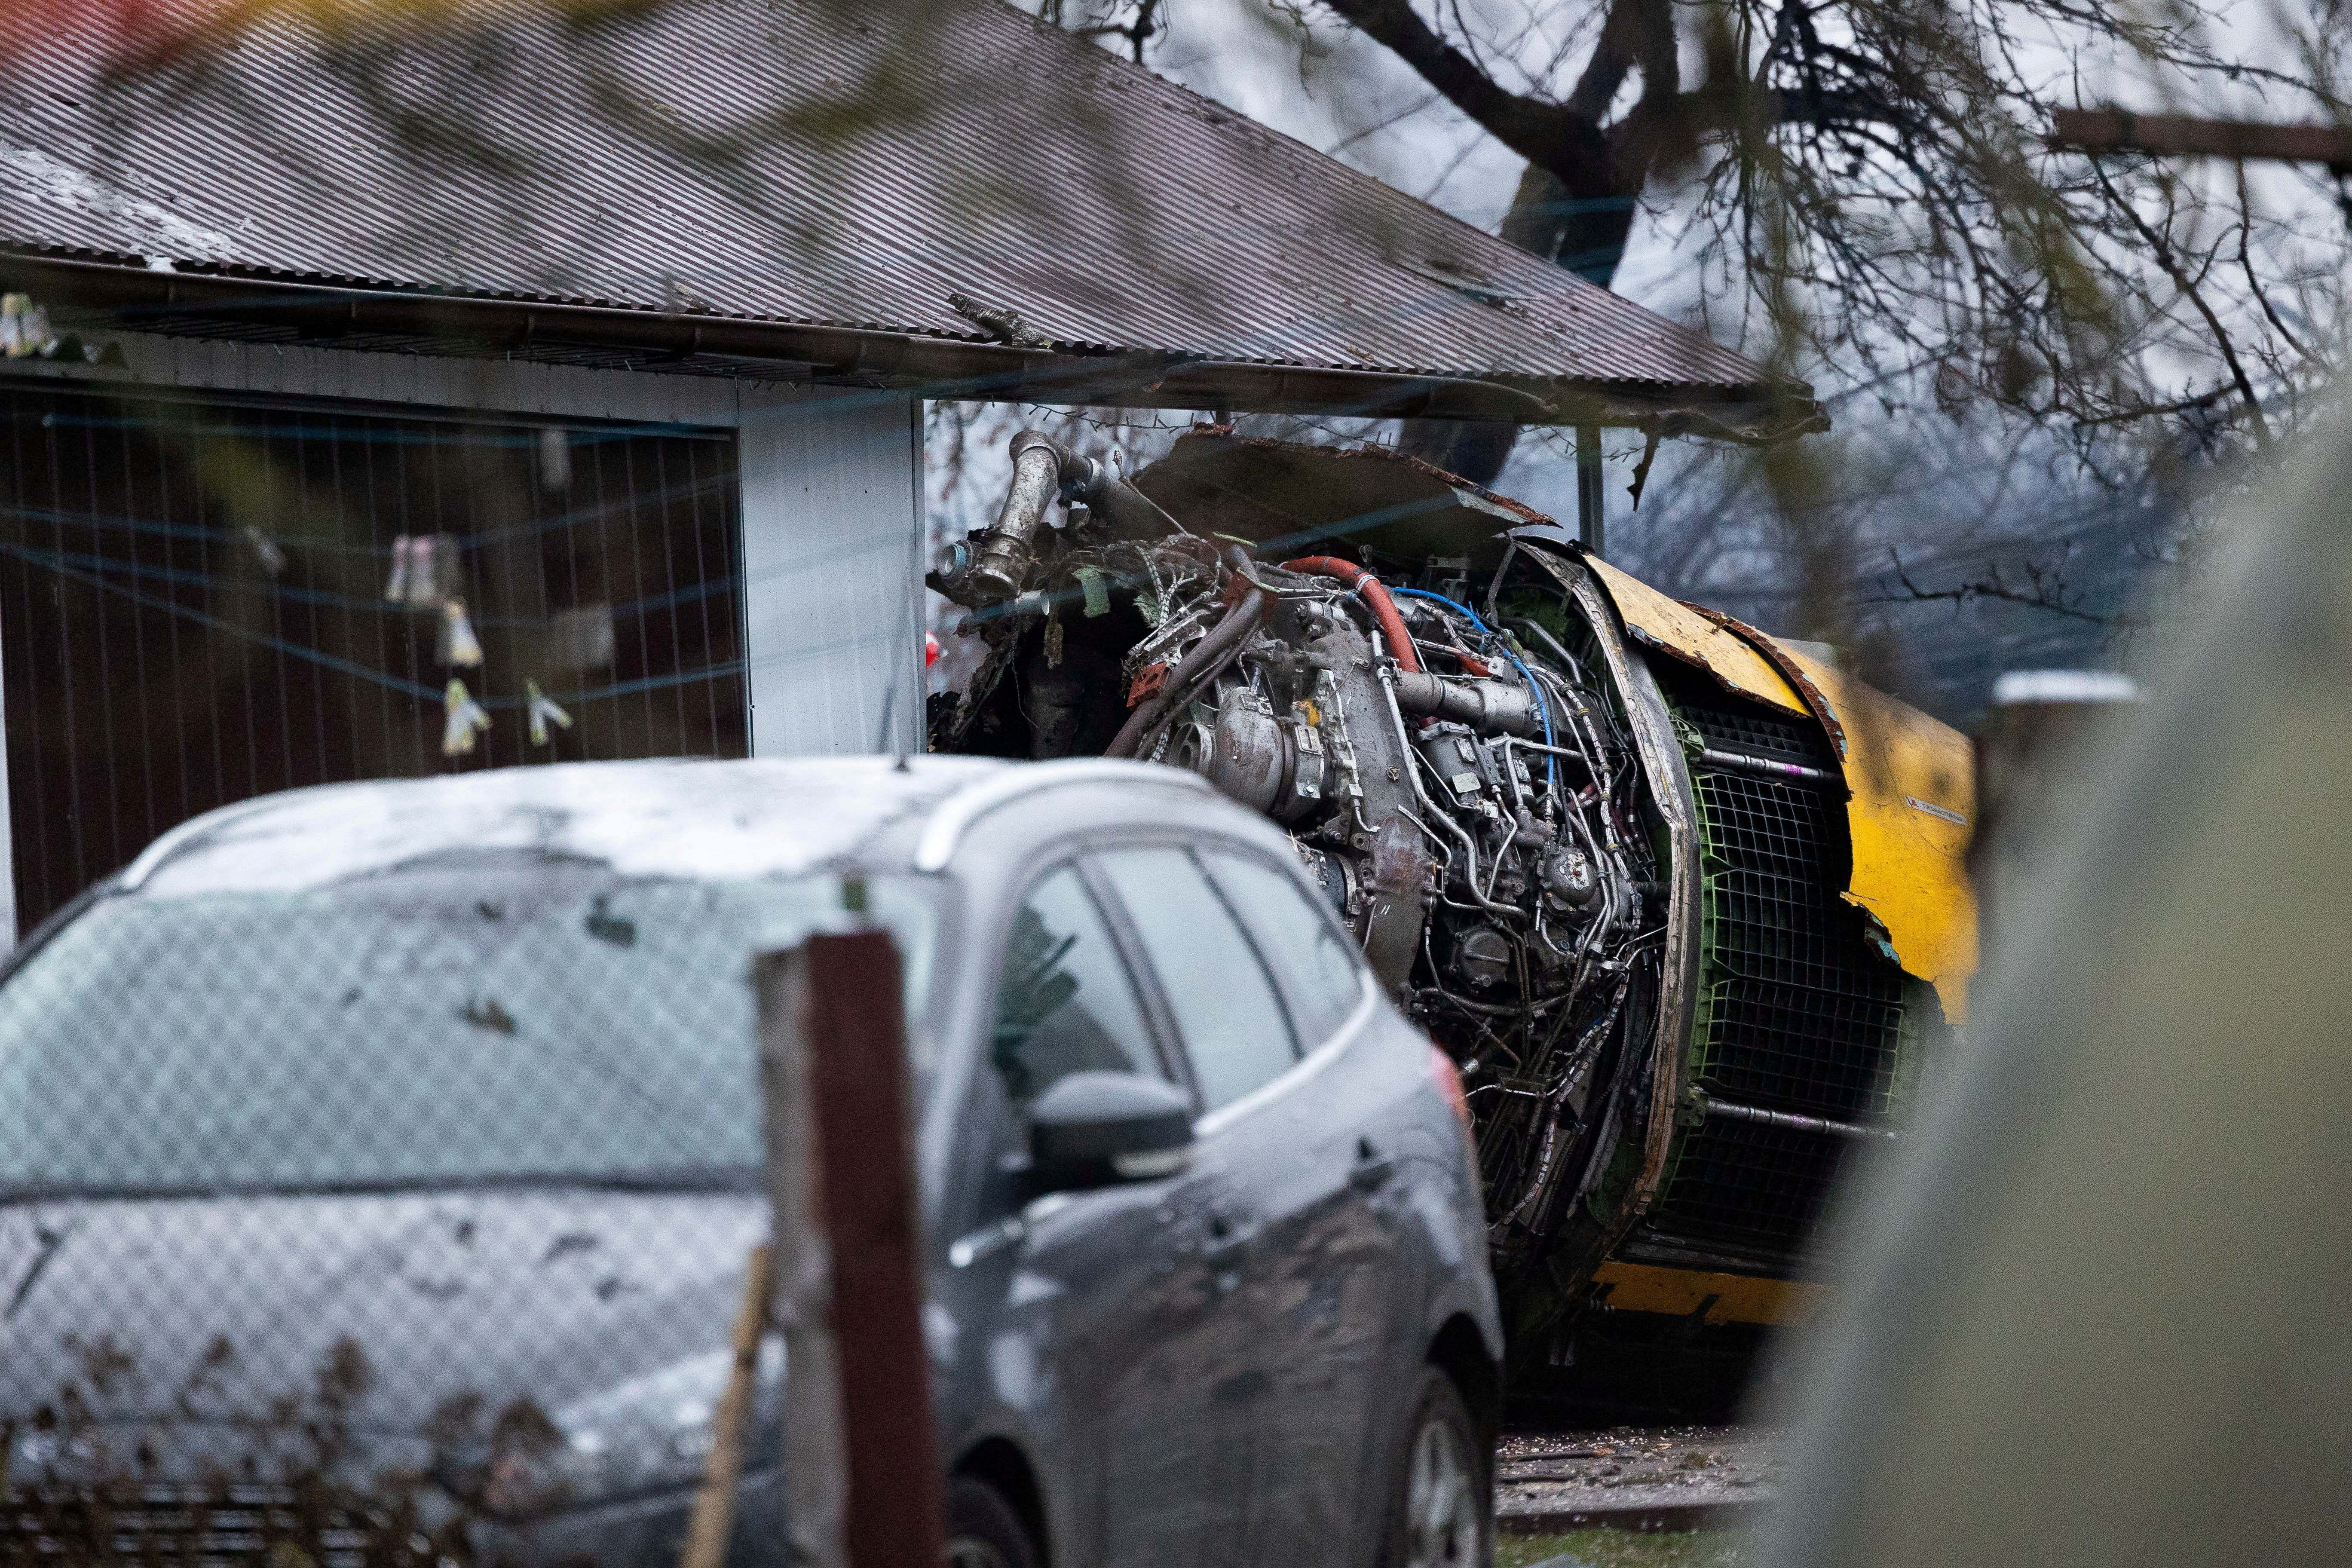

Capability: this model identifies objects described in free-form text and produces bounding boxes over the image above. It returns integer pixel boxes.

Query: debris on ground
[1497,1425,1780,1534]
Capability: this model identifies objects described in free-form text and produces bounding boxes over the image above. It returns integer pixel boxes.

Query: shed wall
[738,390,926,757]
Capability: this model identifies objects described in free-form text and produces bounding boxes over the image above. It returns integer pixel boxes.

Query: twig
[1872,546,2136,628]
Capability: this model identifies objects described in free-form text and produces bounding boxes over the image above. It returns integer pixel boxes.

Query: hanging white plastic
[1,294,55,359]
[408,535,442,607]
[441,679,492,756]
[243,525,288,577]
[383,535,413,603]
[440,598,484,667]
[525,680,574,747]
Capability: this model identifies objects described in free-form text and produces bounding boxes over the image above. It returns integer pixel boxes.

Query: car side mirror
[1028,1071,1195,1192]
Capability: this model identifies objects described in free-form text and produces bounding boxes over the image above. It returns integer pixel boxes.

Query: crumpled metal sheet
[0,0,1773,399]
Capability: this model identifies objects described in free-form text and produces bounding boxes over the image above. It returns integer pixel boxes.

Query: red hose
[1280,556,1422,674]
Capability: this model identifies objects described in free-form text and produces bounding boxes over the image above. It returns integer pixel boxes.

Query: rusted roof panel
[0,0,1773,405]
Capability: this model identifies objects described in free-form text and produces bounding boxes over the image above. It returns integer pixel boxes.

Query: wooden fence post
[756,930,946,1568]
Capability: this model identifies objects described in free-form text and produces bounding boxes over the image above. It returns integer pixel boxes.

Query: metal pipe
[964,430,1068,603]
[1693,747,1839,785]
[1504,616,1599,694]
[1378,664,1516,916]
[1390,587,1557,795]
[1392,671,1543,737]
[1576,424,1605,555]
[1694,1093,1895,1142]
[1282,557,1423,675]
[1503,737,1596,762]
[1060,456,1195,538]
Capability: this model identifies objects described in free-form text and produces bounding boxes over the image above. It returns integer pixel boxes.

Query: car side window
[990,865,1165,1107]
[1093,846,1298,1113]
[1198,849,1366,1048]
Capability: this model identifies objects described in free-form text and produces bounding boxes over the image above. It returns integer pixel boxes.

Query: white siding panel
[5,332,756,426]
[737,389,923,756]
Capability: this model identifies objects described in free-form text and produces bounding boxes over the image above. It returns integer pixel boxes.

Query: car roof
[118,756,1014,900]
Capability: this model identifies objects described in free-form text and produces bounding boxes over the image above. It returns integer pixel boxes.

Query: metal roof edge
[1,251,1814,431]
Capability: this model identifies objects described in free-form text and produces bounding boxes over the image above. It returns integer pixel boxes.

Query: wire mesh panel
[1651,681,1909,1256]
[0,857,878,1568]
[0,384,747,933]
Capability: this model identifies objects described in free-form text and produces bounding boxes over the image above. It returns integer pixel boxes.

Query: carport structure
[0,0,1787,937]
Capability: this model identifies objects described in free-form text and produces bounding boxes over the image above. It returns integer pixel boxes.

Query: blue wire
[1387,587,1558,793]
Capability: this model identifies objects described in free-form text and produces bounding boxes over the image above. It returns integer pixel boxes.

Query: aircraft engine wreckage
[929,427,1977,1365]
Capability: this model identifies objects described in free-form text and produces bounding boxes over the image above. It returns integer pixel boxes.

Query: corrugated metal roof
[0,0,1776,410]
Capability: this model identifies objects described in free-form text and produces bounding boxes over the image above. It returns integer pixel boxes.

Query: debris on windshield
[459,997,518,1035]
[542,1234,599,1265]
[585,896,636,948]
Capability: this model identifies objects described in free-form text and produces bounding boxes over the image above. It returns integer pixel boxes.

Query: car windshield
[0,855,939,1197]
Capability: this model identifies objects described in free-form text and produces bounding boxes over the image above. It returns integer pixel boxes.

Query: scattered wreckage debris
[928,428,1977,1365]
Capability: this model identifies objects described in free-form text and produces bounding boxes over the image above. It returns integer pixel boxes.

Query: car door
[1088,844,1326,1559]
[960,857,1256,1568]
[1189,843,1418,1567]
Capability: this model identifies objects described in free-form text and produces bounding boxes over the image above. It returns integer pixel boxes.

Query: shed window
[0,385,746,933]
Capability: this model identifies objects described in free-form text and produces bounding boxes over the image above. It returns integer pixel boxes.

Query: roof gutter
[3,251,1810,432]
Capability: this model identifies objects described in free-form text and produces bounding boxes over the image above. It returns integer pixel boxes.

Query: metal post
[1970,669,2139,971]
[756,929,946,1568]
[1575,425,1605,557]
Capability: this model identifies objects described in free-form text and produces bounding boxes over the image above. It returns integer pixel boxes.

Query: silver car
[0,756,1500,1568]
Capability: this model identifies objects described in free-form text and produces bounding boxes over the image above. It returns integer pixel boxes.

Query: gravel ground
[1496,1425,1782,1528]
[1496,1528,1749,1568]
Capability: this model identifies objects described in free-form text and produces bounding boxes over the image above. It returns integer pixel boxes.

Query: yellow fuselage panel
[1774,648,1979,1023]
[1589,1261,1827,1328]
[1579,556,1810,717]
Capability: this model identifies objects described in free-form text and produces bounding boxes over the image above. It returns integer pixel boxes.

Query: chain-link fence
[0,860,937,1568]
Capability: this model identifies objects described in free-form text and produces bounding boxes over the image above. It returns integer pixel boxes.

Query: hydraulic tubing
[1392,586,1556,795]
[1106,550,1268,758]
[1280,557,1423,675]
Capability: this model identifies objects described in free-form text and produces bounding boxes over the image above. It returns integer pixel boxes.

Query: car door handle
[1349,1138,1395,1192]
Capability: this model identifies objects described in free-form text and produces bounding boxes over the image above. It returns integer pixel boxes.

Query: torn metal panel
[1531,550,1810,719]
[1681,603,1850,757]
[1554,564,1701,1254]
[1777,648,1980,1022]
[1131,429,1551,564]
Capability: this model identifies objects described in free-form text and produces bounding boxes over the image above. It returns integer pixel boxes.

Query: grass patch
[1496,1528,1749,1568]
